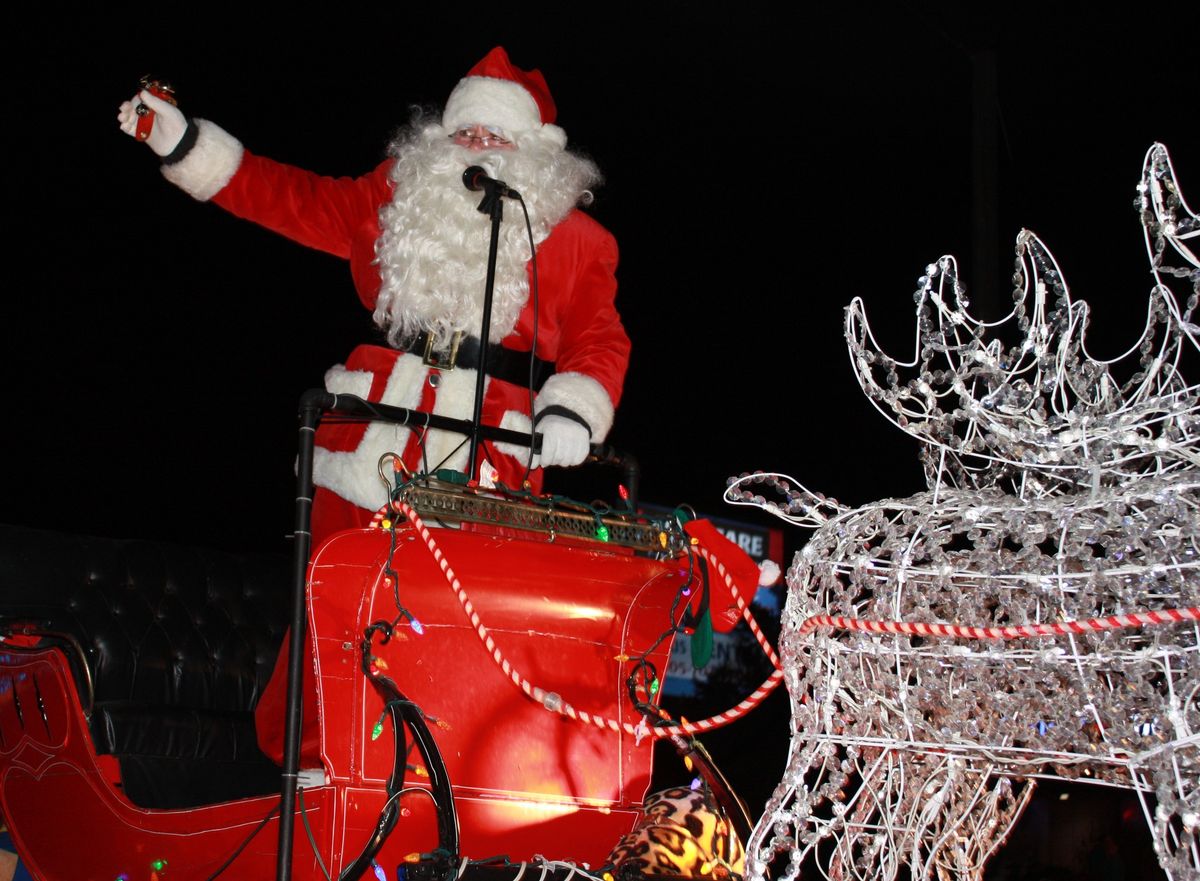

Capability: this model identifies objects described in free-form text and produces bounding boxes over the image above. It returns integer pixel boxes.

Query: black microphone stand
[275,391,320,881]
[465,171,507,482]
[275,173,516,880]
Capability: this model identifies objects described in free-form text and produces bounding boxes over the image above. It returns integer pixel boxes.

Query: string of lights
[382,495,782,739]
[740,144,1200,881]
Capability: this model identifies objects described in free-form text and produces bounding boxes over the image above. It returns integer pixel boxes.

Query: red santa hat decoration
[442,47,567,149]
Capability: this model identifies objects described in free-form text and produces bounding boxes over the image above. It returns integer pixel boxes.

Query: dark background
[4,3,1196,549]
[1,4,1196,876]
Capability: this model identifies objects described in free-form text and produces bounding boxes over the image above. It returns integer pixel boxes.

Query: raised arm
[117,89,392,260]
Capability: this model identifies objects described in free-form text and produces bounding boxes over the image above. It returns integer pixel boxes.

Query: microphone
[462,166,521,199]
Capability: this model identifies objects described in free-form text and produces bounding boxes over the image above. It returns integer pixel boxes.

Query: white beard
[373,120,601,348]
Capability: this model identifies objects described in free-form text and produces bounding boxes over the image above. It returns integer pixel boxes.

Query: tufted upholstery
[0,524,292,807]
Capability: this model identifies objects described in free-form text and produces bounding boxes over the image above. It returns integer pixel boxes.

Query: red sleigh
[0,393,766,881]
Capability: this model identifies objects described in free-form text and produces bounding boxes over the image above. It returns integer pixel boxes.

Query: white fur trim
[161,119,243,201]
[494,409,535,465]
[314,359,503,506]
[313,354,426,510]
[535,373,615,440]
[443,77,542,138]
[323,364,373,399]
[421,368,485,474]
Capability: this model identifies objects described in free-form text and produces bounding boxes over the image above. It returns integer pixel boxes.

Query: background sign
[640,505,784,698]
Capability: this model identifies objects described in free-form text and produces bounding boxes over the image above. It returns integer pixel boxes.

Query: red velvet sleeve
[548,214,630,409]
[211,154,393,260]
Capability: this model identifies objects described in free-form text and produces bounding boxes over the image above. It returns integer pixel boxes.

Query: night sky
[4,5,1196,552]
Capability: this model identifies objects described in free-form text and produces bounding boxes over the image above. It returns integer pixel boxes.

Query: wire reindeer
[731,145,1200,880]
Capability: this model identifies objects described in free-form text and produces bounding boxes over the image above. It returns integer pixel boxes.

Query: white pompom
[759,559,781,586]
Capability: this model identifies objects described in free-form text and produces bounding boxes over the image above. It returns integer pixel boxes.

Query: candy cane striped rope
[799,606,1200,640]
[693,544,782,671]
[390,498,782,738]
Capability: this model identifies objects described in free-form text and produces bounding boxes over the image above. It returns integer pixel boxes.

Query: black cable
[669,736,755,858]
[338,625,411,881]
[398,698,458,856]
[517,194,541,485]
[382,517,421,633]
[622,539,705,726]
[428,432,471,475]
[299,787,333,881]
[202,802,280,881]
[337,624,460,881]
[418,423,431,477]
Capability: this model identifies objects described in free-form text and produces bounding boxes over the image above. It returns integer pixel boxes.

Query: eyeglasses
[451,125,513,149]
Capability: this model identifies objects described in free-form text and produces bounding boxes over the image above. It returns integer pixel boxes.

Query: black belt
[410,330,556,392]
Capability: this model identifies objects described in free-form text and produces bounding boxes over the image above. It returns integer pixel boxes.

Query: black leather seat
[0,525,291,808]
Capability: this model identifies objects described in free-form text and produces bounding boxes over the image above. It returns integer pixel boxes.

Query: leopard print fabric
[607,787,745,880]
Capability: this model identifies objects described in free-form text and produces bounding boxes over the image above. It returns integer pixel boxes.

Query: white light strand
[740,144,1200,881]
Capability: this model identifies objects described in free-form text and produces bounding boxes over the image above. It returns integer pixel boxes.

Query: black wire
[299,787,333,881]
[622,539,703,725]
[338,631,412,881]
[417,423,431,476]
[342,675,460,879]
[428,432,471,475]
[381,515,419,631]
[368,521,461,867]
[517,194,540,485]
[201,802,280,881]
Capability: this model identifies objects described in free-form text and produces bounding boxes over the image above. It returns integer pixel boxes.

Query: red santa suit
[154,49,628,765]
[160,130,626,544]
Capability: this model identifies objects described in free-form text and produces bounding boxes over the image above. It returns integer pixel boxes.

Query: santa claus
[118,47,629,545]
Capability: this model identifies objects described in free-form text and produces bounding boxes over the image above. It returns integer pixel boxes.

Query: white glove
[535,415,591,468]
[117,89,188,158]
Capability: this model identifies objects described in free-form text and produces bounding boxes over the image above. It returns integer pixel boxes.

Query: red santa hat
[442,47,567,148]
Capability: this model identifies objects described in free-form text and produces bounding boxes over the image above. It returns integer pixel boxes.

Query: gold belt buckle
[422,331,464,370]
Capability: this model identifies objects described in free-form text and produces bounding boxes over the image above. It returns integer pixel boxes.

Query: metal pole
[467,190,504,482]
[275,388,329,881]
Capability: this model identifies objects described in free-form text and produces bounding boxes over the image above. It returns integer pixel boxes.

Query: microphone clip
[463,166,520,218]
